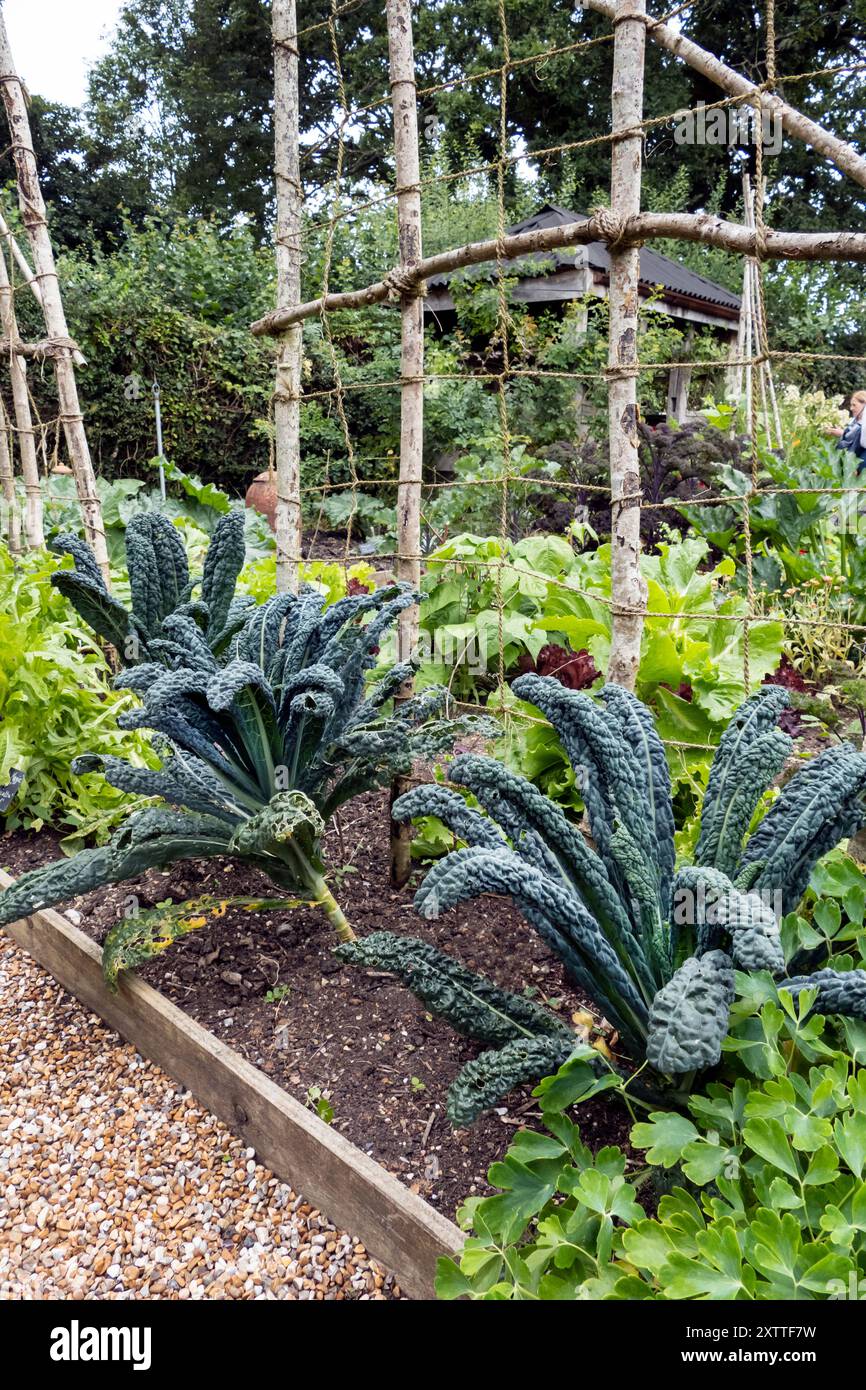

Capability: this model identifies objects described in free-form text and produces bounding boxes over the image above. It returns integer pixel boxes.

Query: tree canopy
[19,0,860,242]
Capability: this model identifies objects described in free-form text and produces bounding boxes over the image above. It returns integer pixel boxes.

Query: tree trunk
[0,396,20,554]
[0,239,43,548]
[606,0,647,690]
[386,0,424,888]
[272,0,303,594]
[0,14,108,583]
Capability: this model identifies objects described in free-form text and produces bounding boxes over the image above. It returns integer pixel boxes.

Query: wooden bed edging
[0,871,464,1300]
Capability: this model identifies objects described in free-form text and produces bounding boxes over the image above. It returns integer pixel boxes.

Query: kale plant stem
[274,843,356,943]
[309,871,355,943]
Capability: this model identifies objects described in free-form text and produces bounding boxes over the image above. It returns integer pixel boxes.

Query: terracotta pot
[245,470,277,531]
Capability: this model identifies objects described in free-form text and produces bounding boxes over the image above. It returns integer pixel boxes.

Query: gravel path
[0,936,401,1300]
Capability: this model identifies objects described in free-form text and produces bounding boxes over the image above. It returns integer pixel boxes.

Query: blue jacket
[838,416,866,468]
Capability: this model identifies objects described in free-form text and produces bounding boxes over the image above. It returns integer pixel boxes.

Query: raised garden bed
[1,789,631,1296]
[0,867,459,1299]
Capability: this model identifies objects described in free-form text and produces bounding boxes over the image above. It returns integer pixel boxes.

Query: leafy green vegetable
[785,969,866,1021]
[646,950,735,1074]
[49,508,251,666]
[447,1036,576,1128]
[694,686,791,878]
[200,509,247,642]
[337,932,566,1046]
[336,931,577,1125]
[340,679,866,1120]
[0,547,154,843]
[0,520,497,983]
[102,894,299,989]
[154,457,232,514]
[437,999,866,1299]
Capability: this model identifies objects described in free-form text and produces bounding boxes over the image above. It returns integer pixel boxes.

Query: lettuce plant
[0,548,154,844]
[420,533,784,804]
[338,678,866,1123]
[437,990,866,1300]
[0,581,492,980]
[49,508,251,666]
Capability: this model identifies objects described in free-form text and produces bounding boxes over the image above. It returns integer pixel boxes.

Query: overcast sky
[2,0,124,107]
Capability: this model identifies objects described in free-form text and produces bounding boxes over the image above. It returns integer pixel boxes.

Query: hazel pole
[0,13,108,583]
[0,236,43,547]
[582,0,866,193]
[386,0,424,888]
[252,217,866,336]
[272,0,304,594]
[0,395,19,554]
[605,0,648,690]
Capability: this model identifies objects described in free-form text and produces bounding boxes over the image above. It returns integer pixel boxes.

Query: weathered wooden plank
[0,871,463,1299]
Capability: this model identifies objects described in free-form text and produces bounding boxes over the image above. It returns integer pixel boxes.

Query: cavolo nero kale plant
[338,676,866,1126]
[0,575,493,982]
[49,508,251,667]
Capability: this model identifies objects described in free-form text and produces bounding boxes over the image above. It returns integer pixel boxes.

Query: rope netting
[0,13,110,574]
[258,0,866,767]
[0,204,92,553]
[2,0,865,772]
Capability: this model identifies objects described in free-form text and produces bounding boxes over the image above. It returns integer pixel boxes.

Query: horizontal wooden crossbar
[0,334,80,360]
[251,211,866,336]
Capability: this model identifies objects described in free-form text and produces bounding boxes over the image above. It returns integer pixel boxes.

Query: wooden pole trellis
[273,0,304,594]
[605,0,647,688]
[0,11,108,581]
[255,0,866,742]
[0,238,43,548]
[387,0,424,658]
[0,394,18,554]
[386,0,424,886]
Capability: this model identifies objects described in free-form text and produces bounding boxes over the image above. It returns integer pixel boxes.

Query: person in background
[828,390,866,469]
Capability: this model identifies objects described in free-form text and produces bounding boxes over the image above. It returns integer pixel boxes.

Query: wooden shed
[424,203,742,423]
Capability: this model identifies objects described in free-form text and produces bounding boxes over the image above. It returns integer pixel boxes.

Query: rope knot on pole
[0,333,81,361]
[382,266,427,301]
[603,362,640,382]
[590,205,639,250]
[272,36,300,58]
[34,334,80,359]
[273,383,302,404]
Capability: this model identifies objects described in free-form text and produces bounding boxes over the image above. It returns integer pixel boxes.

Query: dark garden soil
[1,792,633,1220]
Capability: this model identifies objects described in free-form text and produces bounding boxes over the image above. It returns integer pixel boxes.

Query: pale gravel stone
[0,937,401,1302]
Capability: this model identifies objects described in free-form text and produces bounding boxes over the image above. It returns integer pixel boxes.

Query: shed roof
[426,203,741,316]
